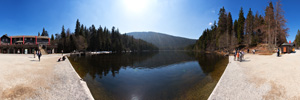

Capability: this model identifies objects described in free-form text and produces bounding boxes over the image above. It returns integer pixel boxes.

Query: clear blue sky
[0,0,298,41]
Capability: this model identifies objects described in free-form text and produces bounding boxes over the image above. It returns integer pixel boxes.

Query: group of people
[33,50,42,61]
[234,48,258,62]
[234,49,245,62]
[33,49,67,62]
[58,50,66,62]
[57,56,66,62]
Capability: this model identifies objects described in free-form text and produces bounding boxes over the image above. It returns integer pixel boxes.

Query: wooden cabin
[0,34,57,54]
[281,43,295,53]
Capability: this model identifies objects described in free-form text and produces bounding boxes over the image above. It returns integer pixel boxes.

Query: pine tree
[217,7,227,49]
[233,20,238,38]
[66,28,71,37]
[237,7,245,44]
[295,30,300,47]
[41,28,49,36]
[252,11,261,45]
[75,19,81,36]
[265,2,275,45]
[51,34,54,40]
[217,7,227,34]
[227,12,233,48]
[80,25,84,37]
[61,25,66,38]
[245,8,254,45]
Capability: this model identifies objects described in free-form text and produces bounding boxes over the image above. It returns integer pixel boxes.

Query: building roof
[1,35,49,39]
[281,43,294,46]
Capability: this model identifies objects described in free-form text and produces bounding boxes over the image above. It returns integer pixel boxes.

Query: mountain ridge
[126,31,196,50]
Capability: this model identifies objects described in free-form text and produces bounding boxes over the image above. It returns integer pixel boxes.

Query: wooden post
[10,36,12,45]
[35,36,37,45]
[48,38,50,45]
[23,36,25,44]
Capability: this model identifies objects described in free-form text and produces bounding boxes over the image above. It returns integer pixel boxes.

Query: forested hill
[127,32,196,50]
[193,1,288,51]
[52,19,158,53]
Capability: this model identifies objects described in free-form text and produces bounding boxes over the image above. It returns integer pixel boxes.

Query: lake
[69,51,228,100]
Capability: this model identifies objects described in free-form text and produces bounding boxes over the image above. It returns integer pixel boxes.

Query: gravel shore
[209,50,300,99]
[0,54,93,100]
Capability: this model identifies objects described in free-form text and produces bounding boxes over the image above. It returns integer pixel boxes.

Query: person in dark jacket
[234,49,237,61]
[62,56,66,61]
[277,48,280,57]
[33,49,36,58]
[57,57,61,62]
[37,51,42,61]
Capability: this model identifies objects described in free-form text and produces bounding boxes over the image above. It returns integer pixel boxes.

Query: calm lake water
[69,51,228,100]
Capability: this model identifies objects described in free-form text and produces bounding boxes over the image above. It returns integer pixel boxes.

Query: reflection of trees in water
[70,52,158,79]
[187,52,227,74]
[180,52,228,100]
[132,51,195,68]
[69,51,229,100]
[69,51,198,79]
[70,51,227,79]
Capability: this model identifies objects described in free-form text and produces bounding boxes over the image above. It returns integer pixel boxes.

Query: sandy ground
[209,50,300,100]
[0,54,94,100]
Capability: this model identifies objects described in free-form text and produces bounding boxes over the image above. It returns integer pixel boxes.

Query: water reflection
[188,52,227,74]
[70,52,158,78]
[70,51,197,79]
[69,51,228,100]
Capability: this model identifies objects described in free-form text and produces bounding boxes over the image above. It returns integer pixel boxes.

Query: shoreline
[0,54,94,100]
[65,57,94,100]
[207,56,232,99]
[209,50,300,99]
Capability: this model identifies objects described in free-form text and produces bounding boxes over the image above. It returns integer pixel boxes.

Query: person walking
[240,51,244,62]
[277,48,280,57]
[237,50,240,61]
[33,49,36,58]
[234,49,237,61]
[61,50,64,56]
[38,51,42,61]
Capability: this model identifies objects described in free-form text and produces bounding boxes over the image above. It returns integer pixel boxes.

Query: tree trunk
[275,21,277,46]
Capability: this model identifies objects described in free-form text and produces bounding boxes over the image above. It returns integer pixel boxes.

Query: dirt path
[209,50,300,99]
[0,54,93,100]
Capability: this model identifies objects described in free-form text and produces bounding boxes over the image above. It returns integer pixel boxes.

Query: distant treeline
[51,19,158,53]
[193,0,288,51]
[294,30,300,48]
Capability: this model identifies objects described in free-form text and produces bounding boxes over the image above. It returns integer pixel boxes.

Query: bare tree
[275,0,288,45]
[264,2,275,45]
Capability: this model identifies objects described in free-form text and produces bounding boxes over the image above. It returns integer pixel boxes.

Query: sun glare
[123,0,150,13]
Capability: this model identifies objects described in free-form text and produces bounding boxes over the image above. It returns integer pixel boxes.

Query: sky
[0,0,298,41]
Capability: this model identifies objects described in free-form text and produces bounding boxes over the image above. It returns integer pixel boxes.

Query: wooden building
[280,43,295,53]
[0,34,57,54]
